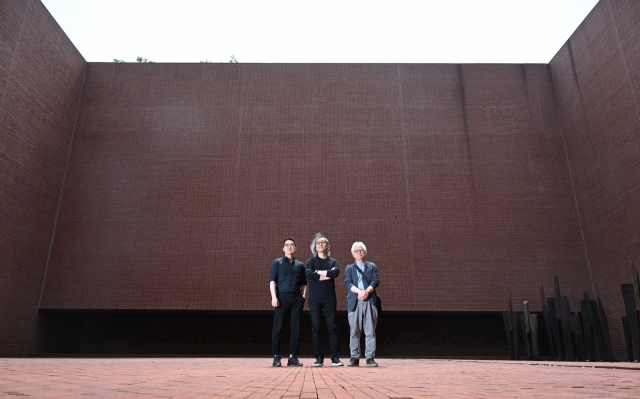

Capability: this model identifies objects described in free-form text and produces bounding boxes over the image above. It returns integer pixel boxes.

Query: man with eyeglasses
[344,241,380,367]
[269,237,307,367]
[305,233,343,367]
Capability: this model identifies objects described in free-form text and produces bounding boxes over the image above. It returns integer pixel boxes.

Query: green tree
[136,56,155,63]
[113,59,125,63]
[229,55,238,63]
[200,59,212,63]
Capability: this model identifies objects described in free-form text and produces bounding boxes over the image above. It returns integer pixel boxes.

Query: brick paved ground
[0,358,638,398]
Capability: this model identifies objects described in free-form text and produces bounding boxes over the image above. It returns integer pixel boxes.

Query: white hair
[351,241,367,254]
[310,233,331,257]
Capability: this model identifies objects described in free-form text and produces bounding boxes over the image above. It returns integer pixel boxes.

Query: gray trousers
[348,299,378,359]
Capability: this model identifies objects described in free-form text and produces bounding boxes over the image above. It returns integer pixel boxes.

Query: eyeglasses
[284,243,296,247]
[353,249,365,253]
[316,240,327,245]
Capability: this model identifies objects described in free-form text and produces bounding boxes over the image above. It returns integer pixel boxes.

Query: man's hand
[358,289,369,301]
[269,281,278,307]
[317,266,339,281]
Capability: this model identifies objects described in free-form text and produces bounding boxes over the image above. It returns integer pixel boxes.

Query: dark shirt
[345,261,379,312]
[269,256,307,294]
[305,256,340,303]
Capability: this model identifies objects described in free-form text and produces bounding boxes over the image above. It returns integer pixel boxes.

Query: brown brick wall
[550,0,640,358]
[7,0,638,359]
[39,63,591,315]
[0,0,85,354]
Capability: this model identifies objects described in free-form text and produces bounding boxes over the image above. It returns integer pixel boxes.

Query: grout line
[396,64,417,305]
[229,65,245,309]
[548,63,596,298]
[38,63,88,308]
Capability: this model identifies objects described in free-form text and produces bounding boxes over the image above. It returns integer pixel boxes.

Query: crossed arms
[305,258,339,282]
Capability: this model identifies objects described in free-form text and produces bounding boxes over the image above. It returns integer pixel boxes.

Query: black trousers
[309,300,340,358]
[272,292,305,356]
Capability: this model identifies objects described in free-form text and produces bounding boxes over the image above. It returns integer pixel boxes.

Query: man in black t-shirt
[269,237,307,367]
[305,233,343,367]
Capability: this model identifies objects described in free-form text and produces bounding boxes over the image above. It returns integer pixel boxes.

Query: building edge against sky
[1,0,639,358]
[38,0,600,64]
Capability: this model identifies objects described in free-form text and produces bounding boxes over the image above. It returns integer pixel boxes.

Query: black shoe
[366,358,378,367]
[347,357,359,367]
[331,357,344,366]
[287,356,303,367]
[312,357,323,367]
[272,355,281,367]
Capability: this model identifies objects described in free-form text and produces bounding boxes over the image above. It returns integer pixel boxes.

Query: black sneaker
[331,357,344,366]
[366,358,378,367]
[312,357,323,367]
[272,355,281,367]
[287,356,303,367]
[347,357,359,367]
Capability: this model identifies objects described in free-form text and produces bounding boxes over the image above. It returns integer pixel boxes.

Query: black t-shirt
[269,256,306,293]
[305,256,340,303]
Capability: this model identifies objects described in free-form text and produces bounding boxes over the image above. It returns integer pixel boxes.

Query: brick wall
[39,63,590,316]
[6,0,639,358]
[550,0,640,358]
[0,0,85,354]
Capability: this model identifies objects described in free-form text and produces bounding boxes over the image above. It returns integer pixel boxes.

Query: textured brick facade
[3,0,640,358]
[549,0,640,357]
[39,62,590,314]
[0,0,85,354]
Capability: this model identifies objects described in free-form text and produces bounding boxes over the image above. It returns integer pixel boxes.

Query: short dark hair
[283,237,297,246]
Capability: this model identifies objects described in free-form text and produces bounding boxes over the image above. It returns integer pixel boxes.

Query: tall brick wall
[39,63,591,315]
[550,0,640,358]
[6,0,638,358]
[0,0,86,354]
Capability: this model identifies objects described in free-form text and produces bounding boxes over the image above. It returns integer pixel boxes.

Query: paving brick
[0,358,638,398]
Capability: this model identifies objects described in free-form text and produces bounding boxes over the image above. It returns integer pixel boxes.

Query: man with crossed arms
[305,233,343,367]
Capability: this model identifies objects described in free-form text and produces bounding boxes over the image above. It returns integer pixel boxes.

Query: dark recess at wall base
[35,310,515,358]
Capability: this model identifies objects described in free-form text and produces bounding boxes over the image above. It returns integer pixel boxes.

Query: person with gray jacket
[344,241,379,367]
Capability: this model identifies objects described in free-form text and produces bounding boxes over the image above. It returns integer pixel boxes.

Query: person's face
[352,245,366,262]
[315,238,328,253]
[283,240,297,257]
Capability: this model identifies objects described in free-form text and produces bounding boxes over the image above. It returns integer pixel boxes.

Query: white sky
[41,0,599,64]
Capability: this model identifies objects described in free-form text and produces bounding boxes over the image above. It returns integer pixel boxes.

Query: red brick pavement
[0,358,638,398]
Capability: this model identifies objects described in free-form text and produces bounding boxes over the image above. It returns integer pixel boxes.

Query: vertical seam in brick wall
[0,0,31,113]
[548,64,597,298]
[38,63,88,308]
[228,64,245,309]
[605,0,640,122]
[396,65,417,306]
[457,65,475,191]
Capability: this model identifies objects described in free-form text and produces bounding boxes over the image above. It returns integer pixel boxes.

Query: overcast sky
[41,0,599,64]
